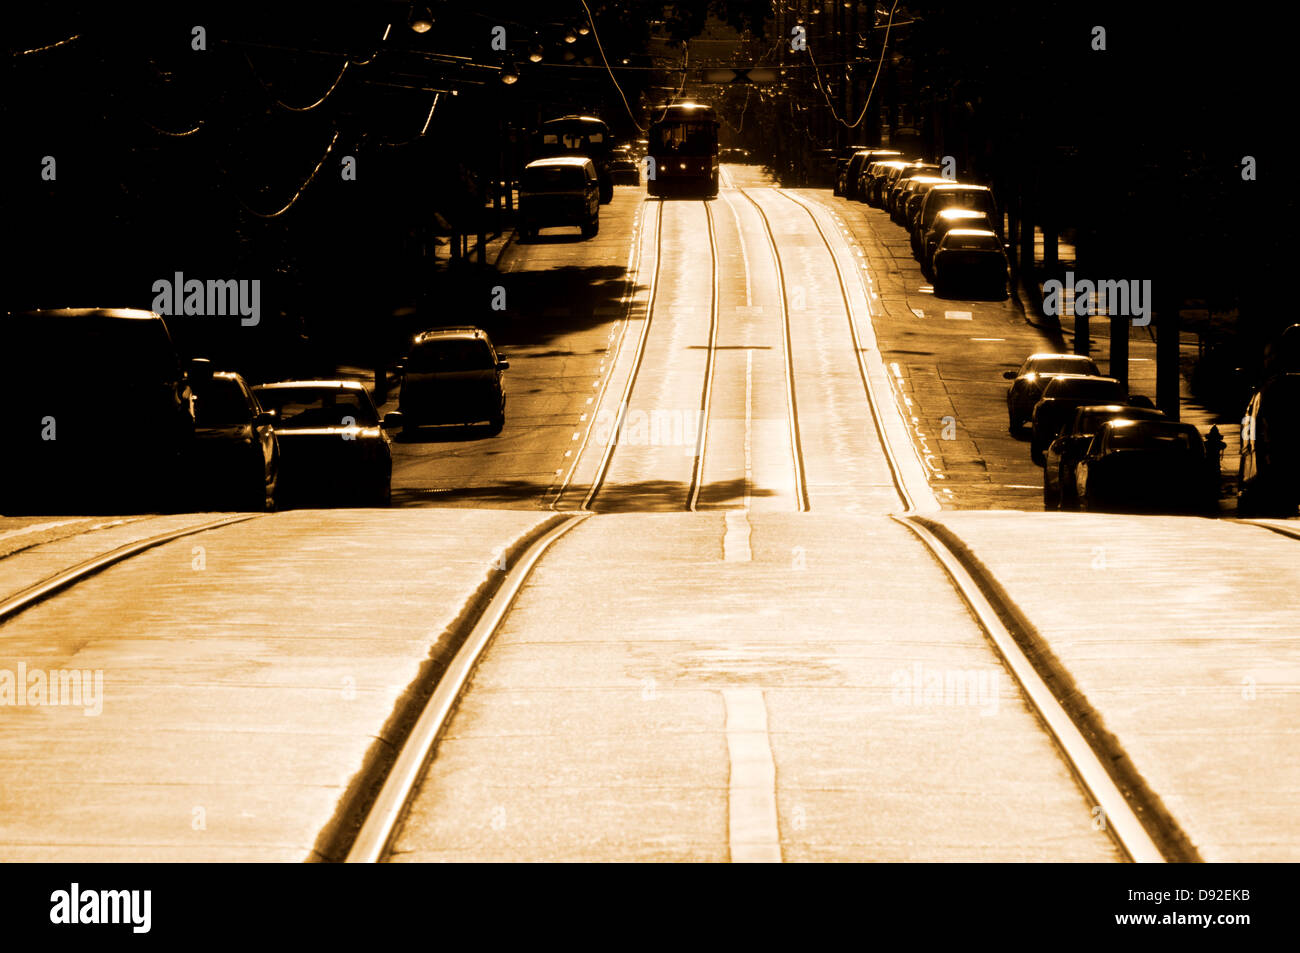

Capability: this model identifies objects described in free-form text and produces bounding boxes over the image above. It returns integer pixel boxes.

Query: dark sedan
[1004,353,1103,432]
[1043,403,1166,509]
[399,327,508,435]
[920,208,993,273]
[1076,419,1218,514]
[1030,375,1128,465]
[931,229,1009,299]
[1238,372,1300,516]
[253,381,399,507]
[190,371,279,511]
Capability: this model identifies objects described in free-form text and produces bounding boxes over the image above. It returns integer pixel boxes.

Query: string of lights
[11,33,81,56]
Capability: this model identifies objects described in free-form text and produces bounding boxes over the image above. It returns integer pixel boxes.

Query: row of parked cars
[2,309,509,514]
[1004,352,1219,514]
[833,147,1008,298]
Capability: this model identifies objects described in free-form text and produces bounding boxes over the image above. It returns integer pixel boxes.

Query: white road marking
[722,688,781,863]
[943,310,973,320]
[723,510,752,562]
[970,337,1005,342]
[725,351,754,562]
[911,308,926,319]
[744,349,753,510]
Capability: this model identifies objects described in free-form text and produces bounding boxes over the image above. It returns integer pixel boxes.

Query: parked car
[915,184,998,249]
[2,307,206,512]
[921,208,994,274]
[1004,353,1103,433]
[1030,375,1128,465]
[834,150,871,198]
[899,177,951,232]
[831,147,863,195]
[399,327,509,435]
[855,154,904,203]
[1238,371,1300,516]
[886,163,943,219]
[1076,419,1217,514]
[608,147,640,185]
[252,380,399,507]
[1043,403,1166,509]
[190,371,279,511]
[518,156,600,241]
[846,149,903,201]
[865,159,911,207]
[930,229,1009,299]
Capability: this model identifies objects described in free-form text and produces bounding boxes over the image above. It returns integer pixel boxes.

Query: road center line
[722,688,781,863]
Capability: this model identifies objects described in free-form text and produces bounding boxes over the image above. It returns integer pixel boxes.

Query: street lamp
[500,61,519,84]
[408,5,434,33]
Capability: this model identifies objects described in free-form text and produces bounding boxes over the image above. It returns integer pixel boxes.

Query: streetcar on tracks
[533,115,614,204]
[647,102,719,198]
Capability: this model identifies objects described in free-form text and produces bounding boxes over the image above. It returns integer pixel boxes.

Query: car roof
[1101,418,1199,435]
[1044,374,1122,388]
[928,182,991,192]
[1075,403,1163,416]
[936,208,989,219]
[254,379,367,391]
[1027,352,1094,362]
[8,307,163,321]
[412,327,490,345]
[525,156,594,170]
[945,228,999,238]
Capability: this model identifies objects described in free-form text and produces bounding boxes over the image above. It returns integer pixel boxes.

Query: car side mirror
[255,411,275,428]
[1002,370,1018,380]
[382,411,404,429]
[188,357,213,383]
[497,359,509,370]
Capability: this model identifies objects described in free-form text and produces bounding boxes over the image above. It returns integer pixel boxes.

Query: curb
[308,512,571,862]
[911,515,1203,863]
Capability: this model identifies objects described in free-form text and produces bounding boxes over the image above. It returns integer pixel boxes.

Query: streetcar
[646,102,719,199]
[533,115,613,204]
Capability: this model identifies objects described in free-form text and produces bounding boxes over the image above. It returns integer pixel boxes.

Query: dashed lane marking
[722,688,781,863]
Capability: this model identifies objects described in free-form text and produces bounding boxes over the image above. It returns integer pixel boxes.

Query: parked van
[519,156,600,241]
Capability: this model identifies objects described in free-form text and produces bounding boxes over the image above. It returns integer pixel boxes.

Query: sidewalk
[1009,228,1241,491]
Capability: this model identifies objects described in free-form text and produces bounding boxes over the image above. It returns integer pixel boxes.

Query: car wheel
[1030,443,1045,467]
[1043,474,1060,509]
[487,414,505,436]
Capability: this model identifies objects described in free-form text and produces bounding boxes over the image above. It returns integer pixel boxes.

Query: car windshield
[942,234,1000,250]
[651,122,715,156]
[1108,423,1201,452]
[1028,357,1099,375]
[256,387,377,428]
[6,316,179,382]
[524,166,585,191]
[407,339,496,372]
[932,190,995,216]
[194,379,250,427]
[1050,378,1124,400]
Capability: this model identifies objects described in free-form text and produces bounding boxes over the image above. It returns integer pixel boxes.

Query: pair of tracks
[333,188,1192,863]
[5,185,1299,864]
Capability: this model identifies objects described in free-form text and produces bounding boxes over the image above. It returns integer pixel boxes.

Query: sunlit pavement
[0,510,550,860]
[2,168,1297,862]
